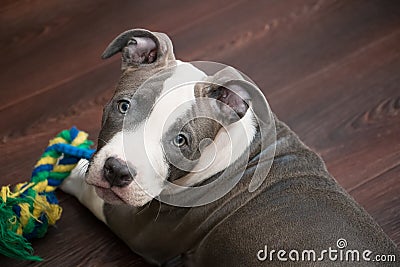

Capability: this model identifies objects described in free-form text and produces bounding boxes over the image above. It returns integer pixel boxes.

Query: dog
[61,29,399,266]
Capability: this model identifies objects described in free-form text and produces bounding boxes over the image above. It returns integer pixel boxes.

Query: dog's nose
[103,157,135,187]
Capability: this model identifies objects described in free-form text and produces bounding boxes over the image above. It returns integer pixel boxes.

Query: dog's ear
[101,29,157,59]
[202,67,251,124]
[101,29,166,70]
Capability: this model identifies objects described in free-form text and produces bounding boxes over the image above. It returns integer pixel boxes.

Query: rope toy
[0,127,95,261]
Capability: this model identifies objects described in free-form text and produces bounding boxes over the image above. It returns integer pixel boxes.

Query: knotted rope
[0,127,95,261]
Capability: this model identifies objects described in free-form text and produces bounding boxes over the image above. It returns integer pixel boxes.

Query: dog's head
[86,29,259,206]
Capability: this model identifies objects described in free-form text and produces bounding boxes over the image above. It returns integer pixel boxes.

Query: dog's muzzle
[103,157,135,187]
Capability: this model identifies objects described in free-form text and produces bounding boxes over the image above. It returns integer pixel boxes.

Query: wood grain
[0,0,399,266]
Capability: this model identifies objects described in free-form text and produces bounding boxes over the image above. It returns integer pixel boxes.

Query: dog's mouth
[92,183,151,207]
[94,186,126,205]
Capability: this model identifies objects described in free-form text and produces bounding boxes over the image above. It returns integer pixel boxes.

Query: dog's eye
[173,133,188,147]
[117,100,130,114]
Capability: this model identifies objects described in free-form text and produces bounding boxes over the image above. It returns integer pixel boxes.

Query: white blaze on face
[137,62,208,190]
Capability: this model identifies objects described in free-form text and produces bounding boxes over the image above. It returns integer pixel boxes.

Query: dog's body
[61,29,399,266]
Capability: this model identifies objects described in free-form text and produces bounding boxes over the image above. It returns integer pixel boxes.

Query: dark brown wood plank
[267,29,400,190]
[174,0,400,86]
[350,164,400,248]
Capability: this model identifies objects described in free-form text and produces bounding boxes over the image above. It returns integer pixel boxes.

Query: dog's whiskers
[136,200,152,216]
[153,200,162,222]
[75,159,90,177]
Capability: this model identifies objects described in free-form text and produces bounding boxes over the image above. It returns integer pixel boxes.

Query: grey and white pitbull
[61,29,399,266]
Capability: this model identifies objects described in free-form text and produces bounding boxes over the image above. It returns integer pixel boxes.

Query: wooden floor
[1,0,399,266]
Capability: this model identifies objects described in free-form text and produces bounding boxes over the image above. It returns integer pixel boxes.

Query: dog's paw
[60,159,89,197]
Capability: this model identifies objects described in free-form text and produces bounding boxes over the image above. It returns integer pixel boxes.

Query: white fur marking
[142,62,207,179]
